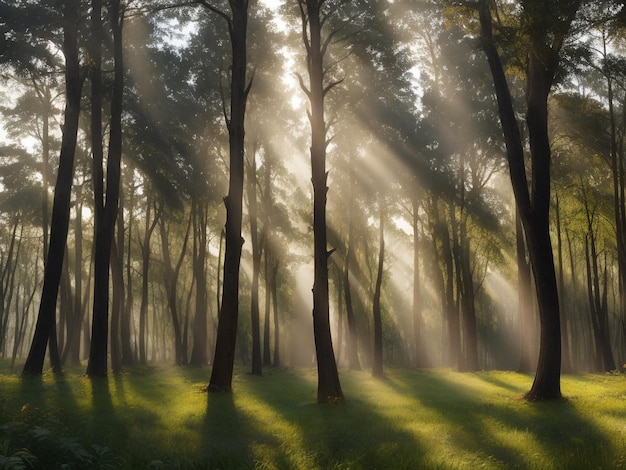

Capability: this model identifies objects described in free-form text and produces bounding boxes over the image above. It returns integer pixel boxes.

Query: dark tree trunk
[190,200,209,367]
[110,238,123,374]
[432,199,459,369]
[263,245,272,366]
[271,258,280,367]
[583,198,615,372]
[516,209,534,373]
[159,214,191,366]
[411,196,427,368]
[459,230,478,371]
[300,0,343,403]
[343,229,361,371]
[87,0,124,377]
[479,0,567,400]
[372,203,384,378]
[122,179,135,365]
[62,177,84,367]
[247,148,263,376]
[208,0,250,393]
[138,193,158,364]
[555,194,572,373]
[22,0,82,375]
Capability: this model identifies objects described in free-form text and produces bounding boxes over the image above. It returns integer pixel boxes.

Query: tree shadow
[202,391,255,469]
[225,368,431,469]
[88,377,129,452]
[386,370,615,468]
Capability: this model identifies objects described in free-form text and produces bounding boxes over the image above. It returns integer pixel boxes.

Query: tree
[22,0,82,376]
[87,0,125,378]
[477,0,585,399]
[204,0,253,393]
[297,0,345,403]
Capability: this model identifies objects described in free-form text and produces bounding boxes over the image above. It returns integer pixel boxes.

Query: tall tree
[477,0,584,399]
[87,0,125,377]
[298,0,344,403]
[22,0,83,375]
[204,0,253,393]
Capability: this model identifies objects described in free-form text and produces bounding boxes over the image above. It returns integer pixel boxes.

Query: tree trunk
[343,229,361,371]
[208,0,250,393]
[159,214,191,366]
[479,0,563,400]
[247,147,262,376]
[22,0,82,375]
[372,203,385,378]
[301,0,343,403]
[411,196,427,368]
[272,258,280,367]
[263,244,272,366]
[122,178,135,365]
[190,200,209,367]
[110,238,123,374]
[139,193,158,364]
[516,209,534,373]
[459,228,478,371]
[87,0,124,378]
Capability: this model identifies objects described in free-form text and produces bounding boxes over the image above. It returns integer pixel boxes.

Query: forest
[1,0,626,408]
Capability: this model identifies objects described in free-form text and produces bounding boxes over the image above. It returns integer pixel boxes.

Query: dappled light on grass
[2,366,626,468]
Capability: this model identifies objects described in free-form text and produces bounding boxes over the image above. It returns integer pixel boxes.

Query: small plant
[0,405,123,469]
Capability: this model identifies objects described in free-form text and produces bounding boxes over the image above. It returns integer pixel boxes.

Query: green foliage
[0,404,122,469]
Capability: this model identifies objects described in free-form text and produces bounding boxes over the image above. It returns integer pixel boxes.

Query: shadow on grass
[387,370,615,469]
[203,391,255,469]
[223,368,433,469]
[88,377,129,449]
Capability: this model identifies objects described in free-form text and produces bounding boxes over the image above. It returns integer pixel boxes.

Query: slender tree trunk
[459,227,478,371]
[122,178,135,364]
[87,0,124,377]
[263,244,272,366]
[62,178,84,366]
[110,238,123,374]
[555,194,572,373]
[411,196,426,368]
[302,0,343,403]
[138,193,157,364]
[516,209,534,373]
[247,147,262,375]
[343,227,361,371]
[372,203,385,378]
[22,0,82,375]
[190,200,209,367]
[208,0,250,393]
[272,258,280,367]
[159,214,191,366]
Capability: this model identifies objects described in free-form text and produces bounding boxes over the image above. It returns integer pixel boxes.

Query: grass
[1,365,626,469]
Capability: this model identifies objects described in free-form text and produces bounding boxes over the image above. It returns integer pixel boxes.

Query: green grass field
[1,366,626,469]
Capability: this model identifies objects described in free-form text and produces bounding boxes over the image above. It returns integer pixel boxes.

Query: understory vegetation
[1,365,625,469]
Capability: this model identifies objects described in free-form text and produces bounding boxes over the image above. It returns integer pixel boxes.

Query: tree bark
[190,200,209,367]
[138,192,158,364]
[516,209,534,373]
[208,0,250,393]
[411,196,427,368]
[159,213,191,366]
[372,203,385,378]
[247,147,262,375]
[479,0,566,400]
[301,0,343,403]
[22,0,82,375]
[87,0,124,378]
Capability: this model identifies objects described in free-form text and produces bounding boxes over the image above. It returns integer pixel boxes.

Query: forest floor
[1,364,625,469]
